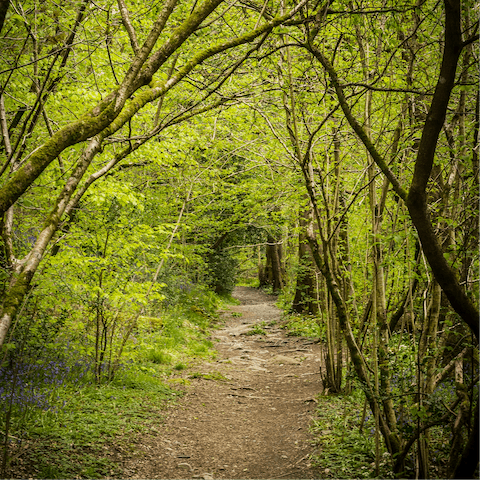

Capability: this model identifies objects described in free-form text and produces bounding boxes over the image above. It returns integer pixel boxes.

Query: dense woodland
[0,0,478,478]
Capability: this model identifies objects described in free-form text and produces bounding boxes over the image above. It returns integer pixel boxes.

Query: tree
[0,0,477,476]
[0,0,9,34]
[301,0,478,474]
[0,0,313,347]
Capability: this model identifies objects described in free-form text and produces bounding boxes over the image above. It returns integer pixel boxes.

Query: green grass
[146,349,173,364]
[8,374,179,478]
[188,371,228,381]
[310,391,393,479]
[124,307,218,371]
[245,323,267,335]
[282,313,325,338]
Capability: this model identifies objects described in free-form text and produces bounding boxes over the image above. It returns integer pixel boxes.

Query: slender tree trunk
[266,235,283,293]
[292,204,319,314]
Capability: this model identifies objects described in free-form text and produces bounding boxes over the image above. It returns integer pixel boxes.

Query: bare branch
[117,0,139,54]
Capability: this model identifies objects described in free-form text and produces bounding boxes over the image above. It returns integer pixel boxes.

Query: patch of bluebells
[0,354,92,413]
[391,370,416,391]
[431,377,456,403]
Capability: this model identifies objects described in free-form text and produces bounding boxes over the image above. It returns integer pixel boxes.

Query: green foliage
[236,277,260,287]
[283,314,325,339]
[206,249,239,295]
[245,322,267,335]
[311,392,392,479]
[35,177,176,381]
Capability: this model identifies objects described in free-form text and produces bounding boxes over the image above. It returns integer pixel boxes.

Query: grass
[188,371,228,381]
[146,349,173,364]
[8,374,179,479]
[310,390,393,479]
[245,323,267,335]
[2,289,227,478]
[124,305,219,372]
[282,313,325,338]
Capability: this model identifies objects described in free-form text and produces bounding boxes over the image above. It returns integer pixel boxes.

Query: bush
[206,250,238,295]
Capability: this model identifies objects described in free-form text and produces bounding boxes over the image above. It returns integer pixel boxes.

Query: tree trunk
[292,207,318,315]
[266,235,283,293]
[0,0,10,35]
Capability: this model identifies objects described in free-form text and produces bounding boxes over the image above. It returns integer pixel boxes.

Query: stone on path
[270,354,302,365]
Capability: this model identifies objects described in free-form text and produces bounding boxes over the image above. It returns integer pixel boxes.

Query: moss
[3,271,30,313]
[0,101,116,217]
[0,271,31,345]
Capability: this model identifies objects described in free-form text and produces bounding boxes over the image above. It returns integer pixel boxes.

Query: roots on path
[124,286,324,479]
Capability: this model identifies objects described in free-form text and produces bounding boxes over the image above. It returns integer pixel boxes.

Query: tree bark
[265,235,283,293]
[292,207,318,314]
[405,0,478,340]
[0,0,9,35]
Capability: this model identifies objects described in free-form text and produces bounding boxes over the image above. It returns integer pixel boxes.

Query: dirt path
[124,286,324,479]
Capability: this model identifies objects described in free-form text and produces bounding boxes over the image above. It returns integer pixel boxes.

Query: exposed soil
[123,286,324,479]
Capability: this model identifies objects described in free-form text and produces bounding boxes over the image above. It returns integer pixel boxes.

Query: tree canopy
[0,0,478,477]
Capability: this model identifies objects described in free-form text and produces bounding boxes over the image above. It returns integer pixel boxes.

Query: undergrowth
[14,380,178,479]
[1,287,228,478]
[282,313,325,339]
[308,379,458,479]
[310,390,393,479]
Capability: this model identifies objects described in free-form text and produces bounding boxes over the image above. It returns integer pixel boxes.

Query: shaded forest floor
[122,286,325,479]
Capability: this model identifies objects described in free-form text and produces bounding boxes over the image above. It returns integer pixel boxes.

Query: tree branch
[405,0,479,340]
[117,0,139,54]
[307,43,408,201]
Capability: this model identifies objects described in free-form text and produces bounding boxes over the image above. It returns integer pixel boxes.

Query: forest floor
[122,286,325,479]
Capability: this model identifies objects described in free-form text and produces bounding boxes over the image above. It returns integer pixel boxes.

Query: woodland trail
[123,286,324,479]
